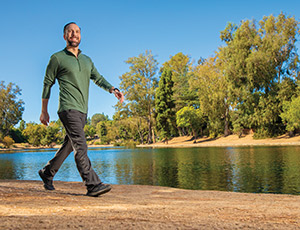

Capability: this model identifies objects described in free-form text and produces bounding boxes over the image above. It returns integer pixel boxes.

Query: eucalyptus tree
[176,106,205,142]
[119,50,158,144]
[219,13,300,137]
[0,81,24,138]
[91,113,109,127]
[191,56,230,137]
[161,52,198,111]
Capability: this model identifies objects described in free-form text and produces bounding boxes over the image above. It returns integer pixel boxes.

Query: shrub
[2,136,15,148]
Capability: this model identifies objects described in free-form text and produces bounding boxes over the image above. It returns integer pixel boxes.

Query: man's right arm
[40,55,59,126]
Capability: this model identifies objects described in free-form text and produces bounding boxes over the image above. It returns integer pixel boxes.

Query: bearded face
[64,23,81,48]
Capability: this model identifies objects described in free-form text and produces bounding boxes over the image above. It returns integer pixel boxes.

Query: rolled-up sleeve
[90,61,113,92]
[42,55,59,99]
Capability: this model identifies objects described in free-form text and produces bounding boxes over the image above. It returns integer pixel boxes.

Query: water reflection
[0,146,300,194]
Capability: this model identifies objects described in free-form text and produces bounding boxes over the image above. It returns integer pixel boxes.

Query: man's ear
[63,33,66,41]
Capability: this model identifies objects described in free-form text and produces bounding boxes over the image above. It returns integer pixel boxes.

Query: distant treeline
[1,13,300,147]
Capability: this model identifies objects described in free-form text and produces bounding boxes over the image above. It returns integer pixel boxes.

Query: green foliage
[2,136,15,148]
[118,50,158,144]
[9,120,27,143]
[96,121,108,143]
[155,69,176,141]
[22,123,47,146]
[41,122,63,146]
[176,106,204,140]
[22,122,63,146]
[0,81,24,137]
[105,121,120,144]
[9,128,26,143]
[19,120,26,131]
[191,56,230,137]
[161,52,198,111]
[91,113,109,127]
[253,128,272,139]
[122,140,138,148]
[222,13,299,137]
[281,96,300,132]
[190,12,300,138]
[84,124,96,139]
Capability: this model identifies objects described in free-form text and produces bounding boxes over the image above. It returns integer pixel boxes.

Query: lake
[0,146,300,195]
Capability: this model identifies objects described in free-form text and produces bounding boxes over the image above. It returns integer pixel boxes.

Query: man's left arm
[90,62,124,103]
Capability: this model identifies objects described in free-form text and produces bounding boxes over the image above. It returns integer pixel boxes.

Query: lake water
[0,146,300,195]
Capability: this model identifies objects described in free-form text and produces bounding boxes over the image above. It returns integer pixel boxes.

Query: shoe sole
[87,186,111,197]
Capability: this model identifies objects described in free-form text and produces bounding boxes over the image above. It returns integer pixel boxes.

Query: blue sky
[1,0,300,124]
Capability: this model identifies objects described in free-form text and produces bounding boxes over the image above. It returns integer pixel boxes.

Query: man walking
[39,22,124,197]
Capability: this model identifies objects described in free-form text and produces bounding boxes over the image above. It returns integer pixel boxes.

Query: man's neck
[66,46,79,57]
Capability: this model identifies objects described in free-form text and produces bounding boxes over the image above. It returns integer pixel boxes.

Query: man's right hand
[40,99,50,126]
[40,111,50,126]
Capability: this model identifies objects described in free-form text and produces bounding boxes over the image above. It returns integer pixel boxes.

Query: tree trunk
[152,128,156,144]
[192,128,198,143]
[147,117,152,144]
[288,130,295,137]
[137,119,144,144]
[224,104,230,137]
[177,127,183,136]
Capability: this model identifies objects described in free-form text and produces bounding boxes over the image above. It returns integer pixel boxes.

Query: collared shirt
[42,48,113,114]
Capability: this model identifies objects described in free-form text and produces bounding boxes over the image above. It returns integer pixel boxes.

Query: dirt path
[0,180,300,229]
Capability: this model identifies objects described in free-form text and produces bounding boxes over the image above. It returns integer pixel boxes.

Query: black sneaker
[38,169,55,190]
[86,183,111,197]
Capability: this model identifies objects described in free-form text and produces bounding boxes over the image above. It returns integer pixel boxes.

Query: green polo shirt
[42,48,113,114]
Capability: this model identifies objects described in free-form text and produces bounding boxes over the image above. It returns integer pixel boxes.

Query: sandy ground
[2,134,300,151]
[138,133,300,148]
[0,180,300,230]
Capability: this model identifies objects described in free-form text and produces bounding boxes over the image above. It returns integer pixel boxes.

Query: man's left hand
[113,88,124,103]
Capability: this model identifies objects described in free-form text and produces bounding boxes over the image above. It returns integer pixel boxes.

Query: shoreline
[0,144,114,152]
[2,133,300,151]
[1,180,300,229]
[138,133,300,148]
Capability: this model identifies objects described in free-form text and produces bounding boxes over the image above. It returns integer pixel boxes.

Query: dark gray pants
[43,109,101,188]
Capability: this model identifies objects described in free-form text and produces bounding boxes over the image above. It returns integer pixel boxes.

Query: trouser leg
[58,109,101,187]
[43,134,73,180]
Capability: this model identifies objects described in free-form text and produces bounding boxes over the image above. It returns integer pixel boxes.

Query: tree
[96,121,108,143]
[41,121,63,146]
[0,81,24,137]
[19,120,26,131]
[219,13,300,138]
[119,50,158,144]
[281,96,300,135]
[84,124,96,139]
[2,136,14,148]
[161,52,198,111]
[112,112,148,144]
[155,69,175,143]
[9,120,27,143]
[91,113,109,127]
[22,123,47,146]
[105,120,120,144]
[176,106,204,142]
[191,56,230,137]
